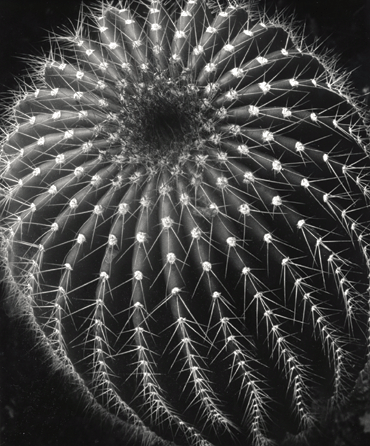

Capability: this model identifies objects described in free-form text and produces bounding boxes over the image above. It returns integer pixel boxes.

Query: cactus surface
[1,1,370,445]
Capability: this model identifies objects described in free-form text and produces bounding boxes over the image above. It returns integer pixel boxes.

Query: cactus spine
[1,1,370,445]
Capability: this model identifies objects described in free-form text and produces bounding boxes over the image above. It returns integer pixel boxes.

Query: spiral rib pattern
[1,1,370,445]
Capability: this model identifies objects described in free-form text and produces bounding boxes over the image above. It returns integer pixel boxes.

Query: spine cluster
[1,1,370,445]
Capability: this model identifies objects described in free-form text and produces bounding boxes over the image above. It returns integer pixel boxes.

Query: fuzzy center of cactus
[114,74,211,164]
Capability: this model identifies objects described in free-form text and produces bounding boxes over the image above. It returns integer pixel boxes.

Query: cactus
[1,1,370,445]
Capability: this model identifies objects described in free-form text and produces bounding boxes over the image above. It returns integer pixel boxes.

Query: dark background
[1,1,370,446]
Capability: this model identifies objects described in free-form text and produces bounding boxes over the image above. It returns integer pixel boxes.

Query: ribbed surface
[1,1,370,445]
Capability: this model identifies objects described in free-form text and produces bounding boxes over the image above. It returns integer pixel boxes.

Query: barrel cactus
[1,0,370,445]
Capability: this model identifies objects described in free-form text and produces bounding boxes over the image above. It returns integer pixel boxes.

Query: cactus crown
[1,1,370,446]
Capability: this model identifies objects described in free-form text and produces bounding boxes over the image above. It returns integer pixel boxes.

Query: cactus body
[1,1,370,445]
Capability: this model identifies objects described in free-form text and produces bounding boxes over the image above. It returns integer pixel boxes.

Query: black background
[1,1,370,446]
